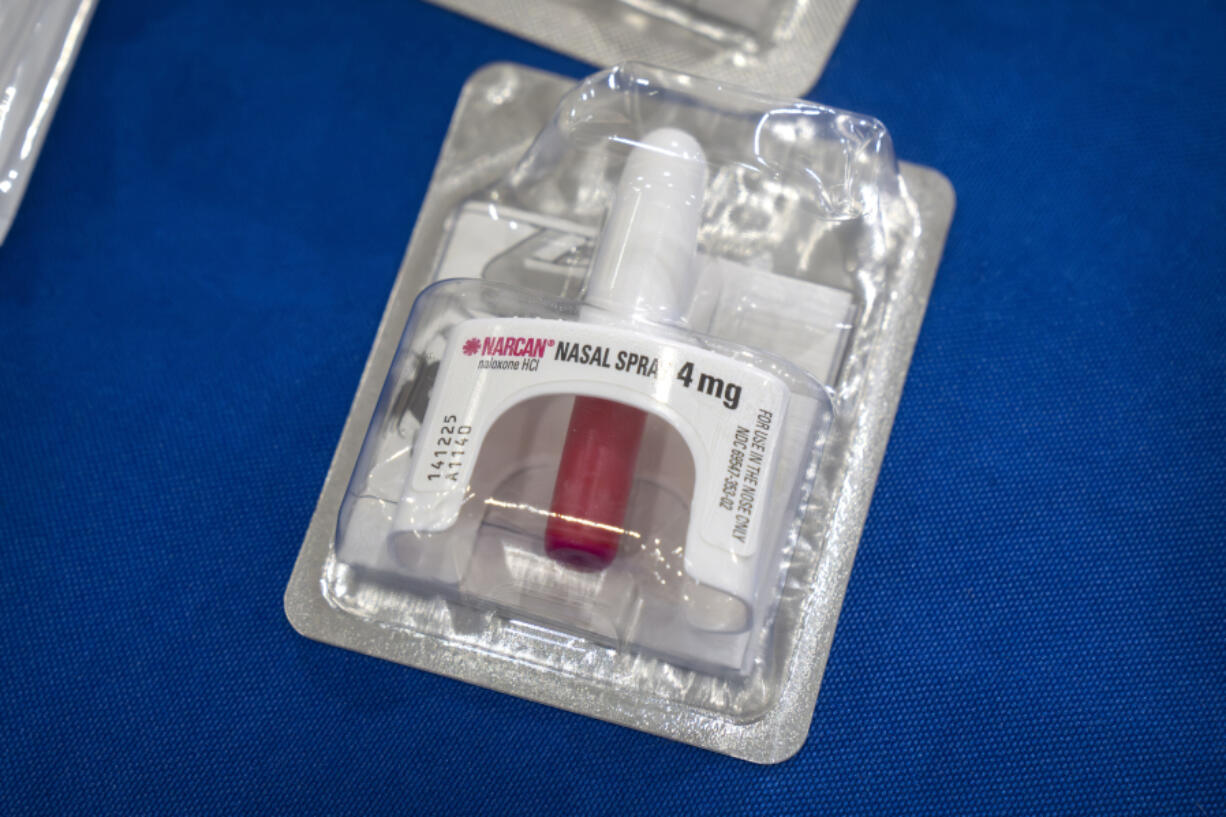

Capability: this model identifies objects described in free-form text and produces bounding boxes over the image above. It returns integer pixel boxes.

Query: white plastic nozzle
[584,128,707,323]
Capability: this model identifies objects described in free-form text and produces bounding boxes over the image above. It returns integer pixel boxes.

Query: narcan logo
[462,336,554,357]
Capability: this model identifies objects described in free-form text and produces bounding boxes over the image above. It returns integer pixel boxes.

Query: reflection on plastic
[421,0,860,98]
[0,0,96,243]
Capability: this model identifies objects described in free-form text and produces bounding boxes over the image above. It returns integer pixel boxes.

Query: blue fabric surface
[2,0,1223,812]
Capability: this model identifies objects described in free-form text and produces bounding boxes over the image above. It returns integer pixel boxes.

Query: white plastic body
[387,316,811,626]
[582,128,707,324]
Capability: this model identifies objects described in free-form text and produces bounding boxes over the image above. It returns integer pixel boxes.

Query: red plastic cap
[545,396,647,570]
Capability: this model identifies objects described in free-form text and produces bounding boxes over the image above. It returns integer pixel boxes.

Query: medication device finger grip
[340,295,826,672]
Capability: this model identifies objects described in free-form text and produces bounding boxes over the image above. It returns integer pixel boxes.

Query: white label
[405,317,788,563]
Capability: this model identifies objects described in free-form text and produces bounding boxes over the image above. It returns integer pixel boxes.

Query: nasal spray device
[338,128,831,675]
[545,128,705,570]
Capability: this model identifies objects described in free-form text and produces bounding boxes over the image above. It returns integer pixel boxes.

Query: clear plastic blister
[285,63,954,761]
[0,0,96,244]
[424,0,858,97]
[621,0,795,44]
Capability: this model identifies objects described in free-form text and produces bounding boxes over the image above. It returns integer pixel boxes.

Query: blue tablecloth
[2,0,1223,813]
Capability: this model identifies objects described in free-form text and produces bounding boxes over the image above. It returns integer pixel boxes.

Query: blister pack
[0,0,96,243]
[285,63,954,761]
[424,0,858,96]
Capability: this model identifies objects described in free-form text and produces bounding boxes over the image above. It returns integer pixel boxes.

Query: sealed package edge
[285,63,955,762]
[0,0,97,244]
[424,0,858,97]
